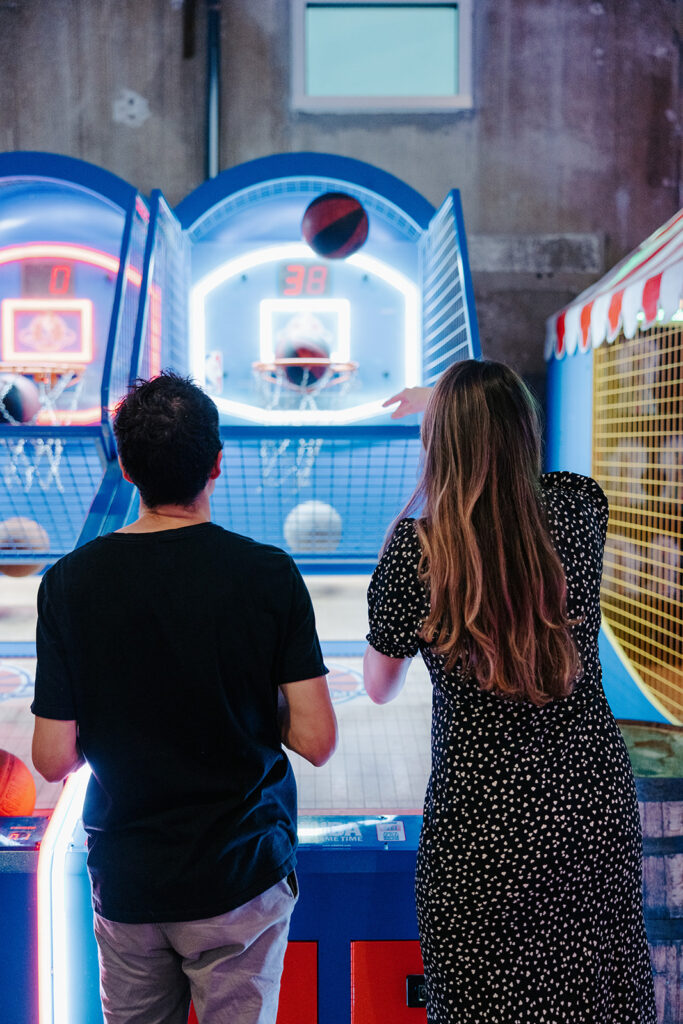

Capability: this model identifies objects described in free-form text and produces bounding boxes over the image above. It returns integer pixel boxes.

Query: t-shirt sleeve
[279,558,328,684]
[31,570,77,720]
[366,518,428,659]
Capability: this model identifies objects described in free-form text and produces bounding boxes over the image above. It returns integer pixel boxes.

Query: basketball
[0,374,41,424]
[283,501,343,553]
[275,312,332,387]
[0,749,36,816]
[0,516,50,577]
[302,192,369,259]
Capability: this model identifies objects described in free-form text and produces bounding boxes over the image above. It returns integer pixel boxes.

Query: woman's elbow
[365,684,393,705]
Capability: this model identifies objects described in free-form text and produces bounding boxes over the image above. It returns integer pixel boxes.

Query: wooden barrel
[618,721,683,1024]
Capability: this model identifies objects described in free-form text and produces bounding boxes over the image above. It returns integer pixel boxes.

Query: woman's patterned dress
[367,473,656,1024]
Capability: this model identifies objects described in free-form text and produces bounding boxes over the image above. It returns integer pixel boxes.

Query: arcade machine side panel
[419,188,481,385]
[100,195,159,425]
[129,190,190,384]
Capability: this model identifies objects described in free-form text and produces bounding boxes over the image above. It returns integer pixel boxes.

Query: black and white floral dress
[367,473,656,1024]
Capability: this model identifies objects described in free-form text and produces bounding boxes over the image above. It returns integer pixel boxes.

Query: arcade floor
[0,572,433,815]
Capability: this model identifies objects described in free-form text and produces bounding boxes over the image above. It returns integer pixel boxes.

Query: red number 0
[306,266,328,294]
[49,265,71,294]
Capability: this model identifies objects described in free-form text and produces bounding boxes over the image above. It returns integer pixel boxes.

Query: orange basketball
[0,749,36,816]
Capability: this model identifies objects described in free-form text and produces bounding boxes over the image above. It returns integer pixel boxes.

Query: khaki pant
[93,875,298,1024]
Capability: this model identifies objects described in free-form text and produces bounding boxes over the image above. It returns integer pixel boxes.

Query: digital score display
[277,261,331,297]
[22,260,76,297]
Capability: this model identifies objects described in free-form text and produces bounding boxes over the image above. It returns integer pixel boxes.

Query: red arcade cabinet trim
[351,940,427,1023]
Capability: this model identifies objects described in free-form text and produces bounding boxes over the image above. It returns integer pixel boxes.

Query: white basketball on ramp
[283,501,342,553]
[0,516,50,577]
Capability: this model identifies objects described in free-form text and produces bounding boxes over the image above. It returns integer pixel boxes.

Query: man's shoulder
[215,526,295,573]
[45,535,111,577]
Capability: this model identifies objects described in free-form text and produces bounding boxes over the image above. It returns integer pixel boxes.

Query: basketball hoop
[0,364,85,493]
[252,358,358,487]
[252,358,358,411]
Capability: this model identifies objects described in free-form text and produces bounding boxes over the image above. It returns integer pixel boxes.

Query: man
[32,372,337,1024]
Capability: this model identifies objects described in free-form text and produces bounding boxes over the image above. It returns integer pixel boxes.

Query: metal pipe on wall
[206,0,221,180]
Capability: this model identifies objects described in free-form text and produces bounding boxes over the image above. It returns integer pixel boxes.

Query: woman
[365,360,656,1024]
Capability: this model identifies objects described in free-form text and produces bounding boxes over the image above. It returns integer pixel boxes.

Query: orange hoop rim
[0,363,84,381]
[252,358,358,391]
[253,358,358,370]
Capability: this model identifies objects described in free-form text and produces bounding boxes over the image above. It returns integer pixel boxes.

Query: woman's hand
[382,387,432,419]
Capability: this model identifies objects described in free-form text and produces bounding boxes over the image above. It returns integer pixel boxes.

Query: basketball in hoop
[253,358,358,394]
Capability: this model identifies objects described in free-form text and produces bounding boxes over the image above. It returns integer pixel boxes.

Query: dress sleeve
[278,558,328,685]
[31,570,78,720]
[540,472,609,546]
[366,518,429,659]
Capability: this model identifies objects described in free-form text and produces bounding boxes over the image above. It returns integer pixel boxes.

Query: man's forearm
[32,717,85,782]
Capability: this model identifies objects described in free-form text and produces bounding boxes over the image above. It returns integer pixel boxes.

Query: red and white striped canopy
[545,208,683,361]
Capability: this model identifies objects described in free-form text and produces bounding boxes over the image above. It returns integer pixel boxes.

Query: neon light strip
[0,243,143,287]
[208,395,390,425]
[190,243,420,425]
[36,407,101,426]
[37,765,91,1024]
[149,283,163,377]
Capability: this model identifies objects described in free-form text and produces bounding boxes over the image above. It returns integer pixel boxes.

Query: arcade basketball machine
[14,152,480,1024]
[174,155,480,1024]
[0,151,185,1024]
[545,210,683,1019]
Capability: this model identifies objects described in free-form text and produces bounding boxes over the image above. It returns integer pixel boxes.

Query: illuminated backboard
[2,298,94,364]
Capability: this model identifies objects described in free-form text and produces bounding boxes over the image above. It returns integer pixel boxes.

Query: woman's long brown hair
[390,360,581,705]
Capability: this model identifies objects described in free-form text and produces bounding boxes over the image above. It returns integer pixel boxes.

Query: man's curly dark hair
[113,372,222,509]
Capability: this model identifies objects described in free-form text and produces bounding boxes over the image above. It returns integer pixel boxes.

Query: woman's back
[367,472,656,1023]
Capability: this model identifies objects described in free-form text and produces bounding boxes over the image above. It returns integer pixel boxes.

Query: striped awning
[545,208,683,360]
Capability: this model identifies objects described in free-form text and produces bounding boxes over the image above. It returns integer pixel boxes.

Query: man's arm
[363,645,412,704]
[32,717,85,783]
[279,676,337,767]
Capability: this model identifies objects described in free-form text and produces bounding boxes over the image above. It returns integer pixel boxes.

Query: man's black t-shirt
[31,522,327,924]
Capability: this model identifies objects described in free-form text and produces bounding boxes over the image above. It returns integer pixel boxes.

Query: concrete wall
[0,0,680,388]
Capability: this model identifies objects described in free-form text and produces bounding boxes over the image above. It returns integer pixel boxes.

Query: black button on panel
[406,974,427,1007]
